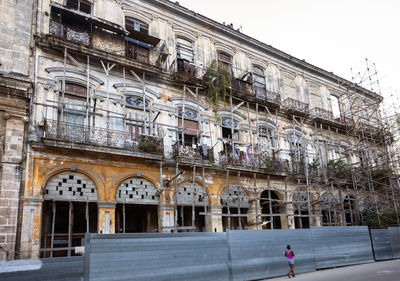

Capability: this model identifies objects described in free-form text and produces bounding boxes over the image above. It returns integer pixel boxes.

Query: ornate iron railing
[173,142,213,162]
[50,20,91,46]
[231,78,252,95]
[253,86,281,106]
[310,107,334,121]
[219,151,289,173]
[174,59,198,79]
[44,120,163,155]
[282,98,309,114]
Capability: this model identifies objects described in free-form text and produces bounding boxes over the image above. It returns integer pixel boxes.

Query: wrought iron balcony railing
[253,86,281,106]
[44,120,164,155]
[173,142,213,162]
[219,152,289,173]
[282,98,309,114]
[174,59,198,79]
[50,20,91,46]
[310,107,334,121]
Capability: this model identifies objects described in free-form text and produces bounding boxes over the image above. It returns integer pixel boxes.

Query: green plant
[308,158,320,174]
[263,156,274,171]
[138,138,157,153]
[203,60,232,117]
[362,208,400,227]
[327,159,351,179]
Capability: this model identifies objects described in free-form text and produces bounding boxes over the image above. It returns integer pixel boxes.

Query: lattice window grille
[221,187,250,208]
[44,172,98,201]
[177,182,208,206]
[116,177,158,204]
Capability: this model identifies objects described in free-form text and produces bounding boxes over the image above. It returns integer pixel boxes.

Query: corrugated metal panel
[228,229,316,281]
[370,229,393,260]
[0,256,84,281]
[311,226,374,269]
[388,226,400,259]
[84,232,230,281]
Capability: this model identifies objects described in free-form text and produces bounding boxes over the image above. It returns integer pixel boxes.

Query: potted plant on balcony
[138,138,157,153]
[203,60,232,117]
[263,156,274,172]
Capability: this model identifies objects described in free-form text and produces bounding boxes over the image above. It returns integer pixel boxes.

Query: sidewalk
[262,259,400,281]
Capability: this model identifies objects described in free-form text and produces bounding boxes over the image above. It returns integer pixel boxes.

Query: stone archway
[176,181,208,232]
[41,171,99,258]
[220,186,250,231]
[115,177,159,233]
[260,190,282,229]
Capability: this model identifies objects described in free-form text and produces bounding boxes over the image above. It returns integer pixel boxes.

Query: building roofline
[143,0,382,101]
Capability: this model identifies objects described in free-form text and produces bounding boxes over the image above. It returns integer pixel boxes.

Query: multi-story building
[0,0,397,259]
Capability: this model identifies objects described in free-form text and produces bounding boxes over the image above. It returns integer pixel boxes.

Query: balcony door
[61,83,87,125]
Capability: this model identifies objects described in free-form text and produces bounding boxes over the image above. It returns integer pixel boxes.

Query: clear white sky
[177,0,400,115]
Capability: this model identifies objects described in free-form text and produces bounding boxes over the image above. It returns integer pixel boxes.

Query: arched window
[218,51,232,73]
[331,95,341,119]
[178,107,199,146]
[125,18,150,62]
[176,37,195,76]
[258,125,274,153]
[252,65,266,88]
[125,96,150,135]
[62,82,87,125]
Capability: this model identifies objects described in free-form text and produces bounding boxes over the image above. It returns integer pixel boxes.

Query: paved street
[263,259,400,281]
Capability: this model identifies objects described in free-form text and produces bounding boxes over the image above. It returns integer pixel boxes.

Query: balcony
[43,120,163,156]
[230,79,281,107]
[282,98,309,116]
[219,152,289,174]
[172,59,203,85]
[253,86,281,107]
[231,78,252,96]
[172,142,213,164]
[45,3,162,74]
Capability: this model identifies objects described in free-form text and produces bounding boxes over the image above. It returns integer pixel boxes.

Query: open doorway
[41,201,97,258]
[115,204,158,233]
[261,190,281,229]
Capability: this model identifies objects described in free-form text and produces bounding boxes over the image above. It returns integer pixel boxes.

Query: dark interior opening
[41,201,97,258]
[115,204,158,233]
[260,190,281,229]
[222,207,248,231]
[177,206,206,232]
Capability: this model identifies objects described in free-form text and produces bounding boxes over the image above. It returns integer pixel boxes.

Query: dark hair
[287,245,291,250]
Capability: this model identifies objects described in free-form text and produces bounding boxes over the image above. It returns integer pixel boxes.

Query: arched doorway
[176,181,208,232]
[344,195,358,225]
[260,190,281,229]
[115,177,159,233]
[41,171,98,257]
[293,192,310,229]
[221,186,250,231]
[319,192,340,226]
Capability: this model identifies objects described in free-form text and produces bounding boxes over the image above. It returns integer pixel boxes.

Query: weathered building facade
[0,0,398,259]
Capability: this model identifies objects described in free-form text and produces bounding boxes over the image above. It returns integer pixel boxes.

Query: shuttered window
[176,37,194,63]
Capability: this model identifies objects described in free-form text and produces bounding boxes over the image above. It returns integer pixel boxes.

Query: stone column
[207,205,223,232]
[0,117,25,260]
[97,202,116,234]
[247,200,261,230]
[286,203,295,229]
[160,205,174,232]
[19,199,42,259]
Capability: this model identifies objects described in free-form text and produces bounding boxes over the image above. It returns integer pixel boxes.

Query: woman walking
[284,244,295,278]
